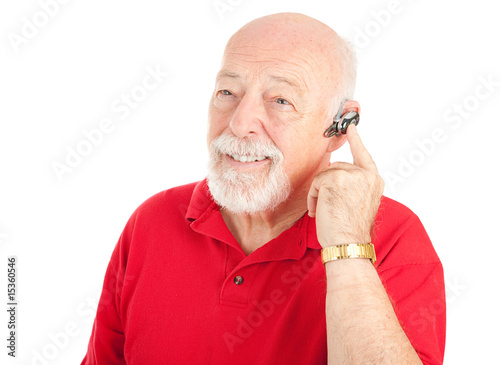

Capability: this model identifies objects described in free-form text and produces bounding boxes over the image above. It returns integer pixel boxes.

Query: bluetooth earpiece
[324,99,360,138]
[323,111,359,137]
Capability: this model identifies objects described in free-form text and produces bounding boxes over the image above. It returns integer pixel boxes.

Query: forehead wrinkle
[224,45,318,69]
[222,54,313,93]
[225,50,310,67]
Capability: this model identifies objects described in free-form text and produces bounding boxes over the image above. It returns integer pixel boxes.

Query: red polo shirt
[81,179,445,364]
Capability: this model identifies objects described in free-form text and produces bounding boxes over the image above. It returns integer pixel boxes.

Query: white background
[1,0,499,364]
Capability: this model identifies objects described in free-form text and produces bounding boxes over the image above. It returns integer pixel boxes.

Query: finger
[308,162,360,216]
[326,161,359,171]
[307,178,320,217]
[307,171,330,217]
[346,124,377,171]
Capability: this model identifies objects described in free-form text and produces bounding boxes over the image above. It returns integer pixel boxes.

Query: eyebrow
[267,75,302,90]
[216,70,241,81]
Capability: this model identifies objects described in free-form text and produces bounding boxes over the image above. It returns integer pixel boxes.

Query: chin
[207,161,292,214]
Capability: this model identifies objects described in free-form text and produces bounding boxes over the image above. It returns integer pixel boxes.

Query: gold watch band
[321,243,376,265]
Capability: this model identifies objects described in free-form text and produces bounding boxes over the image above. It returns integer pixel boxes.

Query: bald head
[223,12,357,108]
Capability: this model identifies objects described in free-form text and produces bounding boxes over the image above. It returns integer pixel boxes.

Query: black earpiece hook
[324,99,360,138]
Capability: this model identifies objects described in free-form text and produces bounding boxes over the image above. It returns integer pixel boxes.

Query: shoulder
[114,181,200,255]
[115,181,201,239]
[374,196,440,269]
[132,181,199,219]
[105,181,210,277]
[376,195,420,231]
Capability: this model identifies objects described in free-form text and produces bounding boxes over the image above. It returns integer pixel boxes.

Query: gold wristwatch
[321,243,376,265]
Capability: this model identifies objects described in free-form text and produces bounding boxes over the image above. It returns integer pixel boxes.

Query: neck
[219,153,332,255]
[220,184,310,255]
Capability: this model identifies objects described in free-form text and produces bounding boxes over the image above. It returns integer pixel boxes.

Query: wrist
[324,257,377,292]
[321,243,376,265]
[319,234,372,248]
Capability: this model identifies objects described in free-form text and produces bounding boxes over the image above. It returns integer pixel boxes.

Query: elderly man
[81,12,445,365]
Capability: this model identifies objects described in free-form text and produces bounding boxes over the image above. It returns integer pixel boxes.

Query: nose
[229,93,266,139]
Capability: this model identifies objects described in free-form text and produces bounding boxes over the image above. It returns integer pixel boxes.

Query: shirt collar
[185,179,322,261]
[185,178,215,222]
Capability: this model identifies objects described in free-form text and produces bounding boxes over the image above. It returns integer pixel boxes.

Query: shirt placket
[219,263,260,307]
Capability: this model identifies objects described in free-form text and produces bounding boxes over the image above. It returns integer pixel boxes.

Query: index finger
[346,124,377,171]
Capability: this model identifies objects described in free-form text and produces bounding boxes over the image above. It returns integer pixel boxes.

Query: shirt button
[233,276,244,285]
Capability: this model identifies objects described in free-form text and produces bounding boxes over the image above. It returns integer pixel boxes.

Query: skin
[208,13,358,252]
[207,12,422,364]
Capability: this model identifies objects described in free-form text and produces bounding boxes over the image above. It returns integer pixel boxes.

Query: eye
[215,90,236,103]
[276,98,290,105]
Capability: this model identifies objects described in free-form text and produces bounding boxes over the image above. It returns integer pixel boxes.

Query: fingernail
[350,124,358,134]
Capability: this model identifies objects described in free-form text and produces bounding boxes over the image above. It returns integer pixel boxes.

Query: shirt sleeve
[80,236,128,364]
[379,262,446,365]
[376,207,446,365]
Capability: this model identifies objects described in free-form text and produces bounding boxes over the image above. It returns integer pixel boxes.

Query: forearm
[325,258,422,365]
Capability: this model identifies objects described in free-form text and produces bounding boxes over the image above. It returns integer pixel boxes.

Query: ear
[326,99,361,153]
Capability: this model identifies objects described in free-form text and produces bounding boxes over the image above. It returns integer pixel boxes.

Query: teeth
[230,154,267,162]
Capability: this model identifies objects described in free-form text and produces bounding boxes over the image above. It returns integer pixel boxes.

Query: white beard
[207,134,292,214]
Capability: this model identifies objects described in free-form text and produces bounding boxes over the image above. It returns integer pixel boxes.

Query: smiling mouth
[228,154,270,163]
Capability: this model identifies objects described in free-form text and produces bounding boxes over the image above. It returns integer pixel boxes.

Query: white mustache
[210,134,283,160]
[207,134,291,214]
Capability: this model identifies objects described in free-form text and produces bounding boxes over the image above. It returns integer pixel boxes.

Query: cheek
[207,103,231,144]
[263,113,306,149]
[279,128,329,177]
[266,109,303,132]
[275,121,324,156]
[278,136,312,172]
